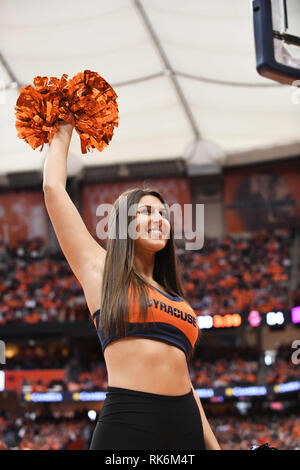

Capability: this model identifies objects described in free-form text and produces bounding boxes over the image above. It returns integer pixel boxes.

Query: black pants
[89,386,205,450]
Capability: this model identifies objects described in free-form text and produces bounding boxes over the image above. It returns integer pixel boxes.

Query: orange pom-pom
[14,74,74,152]
[69,70,119,154]
[14,70,119,154]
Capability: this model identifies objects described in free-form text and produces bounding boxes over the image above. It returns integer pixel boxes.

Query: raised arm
[43,117,106,312]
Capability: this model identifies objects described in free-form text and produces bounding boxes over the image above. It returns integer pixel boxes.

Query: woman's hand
[57,111,75,138]
[48,110,74,153]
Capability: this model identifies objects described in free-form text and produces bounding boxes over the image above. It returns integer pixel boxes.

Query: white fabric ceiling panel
[142,0,259,82]
[1,1,162,84]
[179,77,300,152]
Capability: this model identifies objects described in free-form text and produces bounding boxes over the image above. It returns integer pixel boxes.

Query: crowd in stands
[178,228,293,315]
[0,228,295,326]
[263,344,300,385]
[0,237,87,325]
[0,411,93,450]
[0,409,298,450]
[192,344,300,388]
[212,412,300,450]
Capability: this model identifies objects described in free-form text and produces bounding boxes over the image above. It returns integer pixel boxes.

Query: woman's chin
[135,236,167,251]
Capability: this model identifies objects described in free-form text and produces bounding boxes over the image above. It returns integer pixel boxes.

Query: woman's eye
[139,208,169,220]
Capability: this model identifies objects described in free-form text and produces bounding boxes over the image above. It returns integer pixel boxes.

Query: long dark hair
[98,186,201,362]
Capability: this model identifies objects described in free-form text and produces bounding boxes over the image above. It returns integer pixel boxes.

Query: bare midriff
[103,336,192,396]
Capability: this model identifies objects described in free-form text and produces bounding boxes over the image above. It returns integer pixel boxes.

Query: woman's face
[133,195,171,252]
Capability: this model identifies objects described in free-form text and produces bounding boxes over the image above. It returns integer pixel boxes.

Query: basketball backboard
[253,0,300,85]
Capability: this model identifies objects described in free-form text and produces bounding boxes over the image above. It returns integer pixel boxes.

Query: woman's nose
[148,214,163,228]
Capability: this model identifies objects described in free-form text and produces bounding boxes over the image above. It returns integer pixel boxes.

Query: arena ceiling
[0,0,299,178]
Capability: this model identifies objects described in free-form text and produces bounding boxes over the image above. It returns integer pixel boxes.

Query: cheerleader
[43,117,221,450]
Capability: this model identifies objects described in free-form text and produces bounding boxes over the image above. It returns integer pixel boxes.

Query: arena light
[213,313,242,328]
[73,391,107,402]
[235,401,252,415]
[248,310,262,327]
[266,311,285,326]
[197,315,213,329]
[210,396,224,403]
[291,305,300,324]
[273,381,300,394]
[0,371,4,392]
[88,410,97,421]
[25,392,63,402]
[231,386,267,397]
[264,353,272,366]
[194,388,214,399]
[269,402,283,411]
[264,349,276,366]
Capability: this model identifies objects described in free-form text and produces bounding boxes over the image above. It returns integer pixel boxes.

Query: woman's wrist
[57,111,75,136]
[57,120,74,137]
[48,119,74,152]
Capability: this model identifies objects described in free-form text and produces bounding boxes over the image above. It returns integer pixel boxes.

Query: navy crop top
[92,284,199,361]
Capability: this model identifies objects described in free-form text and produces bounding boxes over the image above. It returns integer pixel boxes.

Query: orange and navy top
[92,284,199,361]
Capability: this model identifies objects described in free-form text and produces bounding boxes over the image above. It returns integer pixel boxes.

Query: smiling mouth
[148,229,163,236]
